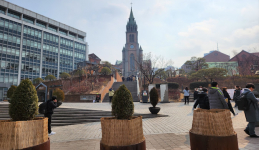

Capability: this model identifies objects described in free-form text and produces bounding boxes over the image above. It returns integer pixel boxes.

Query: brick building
[88,53,101,64]
[229,50,259,76]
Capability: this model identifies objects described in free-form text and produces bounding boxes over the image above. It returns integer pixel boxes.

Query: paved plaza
[48,102,259,150]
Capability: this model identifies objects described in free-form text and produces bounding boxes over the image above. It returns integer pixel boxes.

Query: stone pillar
[160,84,169,103]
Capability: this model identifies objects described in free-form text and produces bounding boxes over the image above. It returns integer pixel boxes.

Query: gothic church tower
[122,7,143,77]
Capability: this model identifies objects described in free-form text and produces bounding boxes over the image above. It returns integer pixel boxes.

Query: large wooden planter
[0,117,49,150]
[190,109,238,150]
[100,116,146,150]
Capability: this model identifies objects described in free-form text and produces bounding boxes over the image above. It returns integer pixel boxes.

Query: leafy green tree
[9,79,38,121]
[74,69,86,76]
[102,61,112,69]
[33,77,43,84]
[112,85,134,120]
[45,75,56,81]
[101,67,112,75]
[59,72,71,79]
[7,85,16,99]
[150,87,159,107]
[53,88,65,102]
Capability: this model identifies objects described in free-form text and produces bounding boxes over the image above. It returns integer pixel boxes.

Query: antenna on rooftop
[217,43,219,51]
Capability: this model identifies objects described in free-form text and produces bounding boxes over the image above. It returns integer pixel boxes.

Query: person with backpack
[222,87,237,116]
[208,82,228,109]
[193,88,210,110]
[44,96,57,136]
[242,83,259,138]
[183,87,190,105]
[233,86,241,107]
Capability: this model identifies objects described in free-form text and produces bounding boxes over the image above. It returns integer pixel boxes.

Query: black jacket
[233,89,241,100]
[194,91,199,100]
[223,90,231,102]
[45,100,57,114]
[194,92,210,109]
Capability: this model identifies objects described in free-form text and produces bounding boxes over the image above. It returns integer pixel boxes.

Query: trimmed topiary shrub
[9,79,38,121]
[7,85,16,99]
[53,88,65,102]
[150,87,159,107]
[190,82,208,90]
[168,82,179,89]
[112,84,134,120]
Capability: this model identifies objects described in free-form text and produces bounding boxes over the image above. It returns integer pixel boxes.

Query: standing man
[243,83,259,138]
[208,82,228,109]
[44,96,57,136]
[109,88,114,103]
[233,86,241,107]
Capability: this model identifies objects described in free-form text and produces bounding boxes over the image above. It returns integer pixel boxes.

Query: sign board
[39,86,45,90]
[80,95,96,100]
[143,91,147,96]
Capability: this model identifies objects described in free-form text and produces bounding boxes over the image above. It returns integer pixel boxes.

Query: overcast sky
[7,0,259,67]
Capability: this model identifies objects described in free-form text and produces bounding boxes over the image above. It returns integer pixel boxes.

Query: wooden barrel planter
[0,117,49,150]
[190,109,238,150]
[100,116,146,150]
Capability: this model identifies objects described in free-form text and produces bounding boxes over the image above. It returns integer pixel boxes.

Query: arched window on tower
[132,34,134,42]
[130,53,135,71]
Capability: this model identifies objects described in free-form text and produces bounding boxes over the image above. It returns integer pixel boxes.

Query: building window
[68,32,76,38]
[36,20,46,28]
[59,29,67,35]
[7,10,21,20]
[48,25,57,32]
[0,6,5,14]
[78,36,84,41]
[23,15,34,24]
[129,34,134,42]
[130,53,135,71]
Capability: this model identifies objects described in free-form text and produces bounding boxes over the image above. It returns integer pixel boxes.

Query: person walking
[109,88,114,103]
[222,87,237,116]
[44,96,57,136]
[122,77,125,82]
[208,82,228,109]
[183,87,190,105]
[243,83,259,138]
[233,86,241,107]
[193,88,210,110]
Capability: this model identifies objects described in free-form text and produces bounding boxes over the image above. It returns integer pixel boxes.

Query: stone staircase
[102,81,139,102]
[0,104,167,127]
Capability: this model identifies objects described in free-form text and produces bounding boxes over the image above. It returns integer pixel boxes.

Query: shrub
[150,87,159,107]
[9,79,38,121]
[45,75,56,81]
[33,77,43,84]
[101,67,112,75]
[60,72,71,79]
[112,84,134,120]
[53,88,65,102]
[7,85,17,99]
[190,82,208,90]
[168,82,179,89]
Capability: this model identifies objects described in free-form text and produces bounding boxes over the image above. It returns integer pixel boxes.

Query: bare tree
[86,64,102,91]
[135,52,174,89]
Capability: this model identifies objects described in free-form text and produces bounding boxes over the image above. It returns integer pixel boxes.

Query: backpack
[236,92,251,111]
[39,102,47,114]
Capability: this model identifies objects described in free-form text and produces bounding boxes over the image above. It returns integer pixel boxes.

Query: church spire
[126,7,137,32]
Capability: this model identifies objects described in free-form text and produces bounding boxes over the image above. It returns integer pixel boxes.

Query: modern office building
[0,0,89,101]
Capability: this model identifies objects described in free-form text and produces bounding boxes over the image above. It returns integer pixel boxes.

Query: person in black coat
[222,87,237,116]
[44,96,57,136]
[193,88,210,110]
[193,88,199,101]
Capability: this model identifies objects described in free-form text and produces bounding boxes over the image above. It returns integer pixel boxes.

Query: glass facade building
[0,1,88,101]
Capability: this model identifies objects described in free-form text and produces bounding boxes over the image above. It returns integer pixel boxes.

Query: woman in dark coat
[222,87,237,116]
[233,86,241,107]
